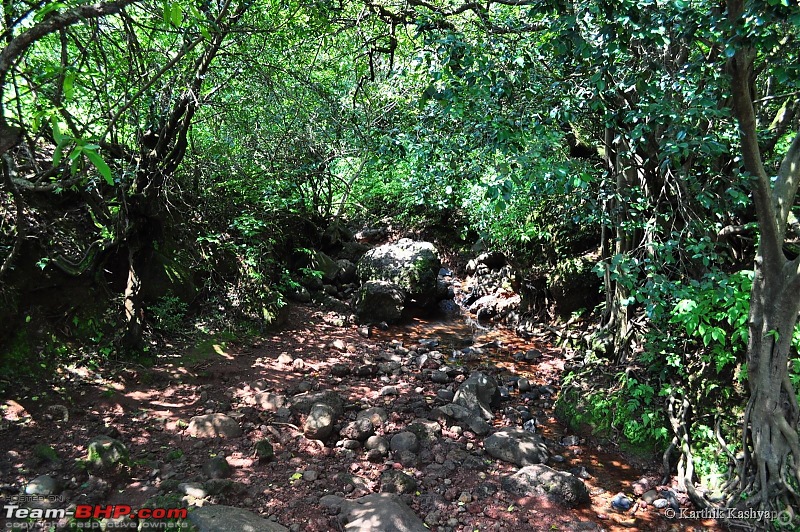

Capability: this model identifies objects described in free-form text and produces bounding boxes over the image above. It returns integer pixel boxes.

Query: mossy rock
[85,436,129,470]
[33,444,59,463]
[356,239,441,306]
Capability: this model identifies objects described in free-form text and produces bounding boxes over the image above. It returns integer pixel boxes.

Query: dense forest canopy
[1,0,800,527]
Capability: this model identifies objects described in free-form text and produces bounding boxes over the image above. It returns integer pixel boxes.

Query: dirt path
[0,305,718,531]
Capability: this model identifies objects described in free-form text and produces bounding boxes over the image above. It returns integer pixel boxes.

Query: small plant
[150,294,188,332]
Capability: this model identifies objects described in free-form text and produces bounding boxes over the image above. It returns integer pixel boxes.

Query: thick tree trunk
[726,0,800,519]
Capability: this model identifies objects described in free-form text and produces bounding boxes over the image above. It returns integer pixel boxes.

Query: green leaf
[34,2,66,22]
[84,149,114,185]
[51,118,65,144]
[171,5,183,26]
[52,138,70,167]
[63,70,75,101]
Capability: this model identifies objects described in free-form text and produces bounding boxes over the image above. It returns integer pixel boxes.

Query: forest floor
[0,303,722,531]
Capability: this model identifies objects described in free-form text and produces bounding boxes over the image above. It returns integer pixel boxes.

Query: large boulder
[353,281,405,323]
[189,505,289,531]
[453,372,501,420]
[356,239,441,307]
[501,464,590,507]
[320,493,427,532]
[484,428,550,466]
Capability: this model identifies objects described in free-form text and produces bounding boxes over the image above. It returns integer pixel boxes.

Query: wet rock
[380,470,418,494]
[484,428,549,466]
[453,372,501,420]
[304,404,337,440]
[188,505,288,532]
[502,464,590,507]
[390,432,419,454]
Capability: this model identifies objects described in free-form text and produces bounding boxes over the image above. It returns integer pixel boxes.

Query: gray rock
[407,419,441,442]
[311,250,343,282]
[321,493,427,532]
[611,493,633,511]
[340,418,375,441]
[254,392,287,412]
[86,436,129,468]
[436,389,455,402]
[484,428,549,466]
[178,482,207,499]
[356,239,442,307]
[304,403,337,440]
[561,435,580,446]
[430,404,492,436]
[365,435,390,455]
[290,390,344,418]
[203,457,231,479]
[187,414,242,438]
[501,464,590,507]
[641,489,660,504]
[453,372,500,420]
[286,285,311,303]
[380,470,418,494]
[517,378,532,392]
[337,259,357,283]
[254,439,274,461]
[431,371,450,384]
[390,432,419,454]
[188,505,288,532]
[25,475,59,496]
[353,280,406,323]
[357,407,388,427]
[524,349,542,361]
[652,498,669,509]
[330,364,351,377]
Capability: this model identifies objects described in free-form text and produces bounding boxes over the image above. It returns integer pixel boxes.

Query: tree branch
[727,0,783,266]
[0,0,139,155]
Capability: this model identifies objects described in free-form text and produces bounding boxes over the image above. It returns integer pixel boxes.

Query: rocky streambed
[0,297,719,531]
